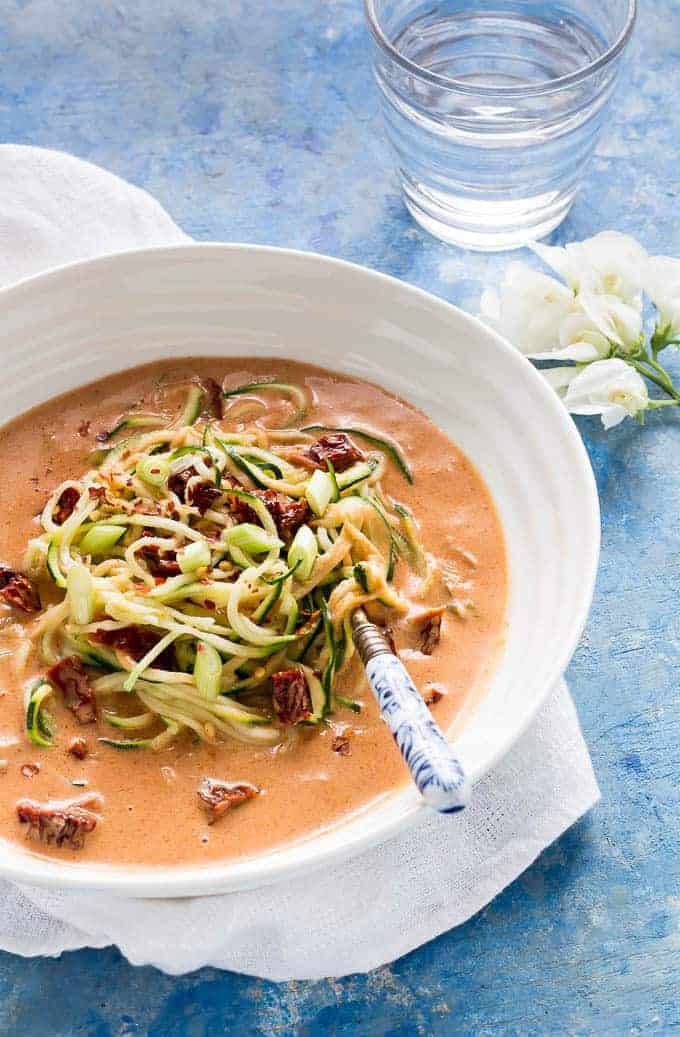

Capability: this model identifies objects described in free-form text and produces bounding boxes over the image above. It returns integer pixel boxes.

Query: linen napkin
[0,145,600,980]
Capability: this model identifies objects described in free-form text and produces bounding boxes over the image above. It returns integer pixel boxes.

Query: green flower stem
[626,356,680,402]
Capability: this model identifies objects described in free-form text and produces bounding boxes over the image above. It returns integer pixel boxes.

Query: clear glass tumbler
[364,0,637,251]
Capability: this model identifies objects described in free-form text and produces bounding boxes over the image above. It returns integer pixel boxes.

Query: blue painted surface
[0,0,679,1033]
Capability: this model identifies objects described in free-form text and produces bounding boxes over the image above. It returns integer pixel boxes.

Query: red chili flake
[21,763,40,778]
[77,420,91,437]
[197,778,259,825]
[47,657,97,724]
[272,668,313,725]
[306,433,364,472]
[0,567,41,612]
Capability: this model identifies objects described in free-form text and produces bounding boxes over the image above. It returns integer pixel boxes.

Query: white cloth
[0,146,600,980]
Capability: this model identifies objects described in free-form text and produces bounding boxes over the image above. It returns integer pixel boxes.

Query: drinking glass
[364,0,637,251]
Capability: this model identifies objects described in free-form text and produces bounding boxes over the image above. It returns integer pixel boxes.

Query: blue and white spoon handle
[351,609,470,813]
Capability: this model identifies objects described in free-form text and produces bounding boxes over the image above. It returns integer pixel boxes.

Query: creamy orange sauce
[0,358,506,868]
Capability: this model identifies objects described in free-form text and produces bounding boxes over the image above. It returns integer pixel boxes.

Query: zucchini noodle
[24,377,424,751]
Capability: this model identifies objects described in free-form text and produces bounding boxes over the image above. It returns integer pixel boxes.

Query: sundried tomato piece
[47,656,97,724]
[188,481,222,516]
[331,735,351,756]
[16,796,100,849]
[306,433,364,473]
[54,486,80,525]
[197,778,259,824]
[422,685,445,707]
[68,737,89,760]
[0,566,41,612]
[251,489,310,539]
[92,626,173,667]
[168,466,198,502]
[272,668,313,725]
[140,544,181,577]
[415,608,445,656]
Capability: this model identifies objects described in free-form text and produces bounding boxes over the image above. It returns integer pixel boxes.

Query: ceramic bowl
[0,244,600,895]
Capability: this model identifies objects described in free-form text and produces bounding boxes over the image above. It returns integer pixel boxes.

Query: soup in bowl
[0,245,599,894]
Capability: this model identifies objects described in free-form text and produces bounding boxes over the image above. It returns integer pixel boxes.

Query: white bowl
[0,244,599,896]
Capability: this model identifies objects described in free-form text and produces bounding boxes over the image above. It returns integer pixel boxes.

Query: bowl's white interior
[0,244,599,896]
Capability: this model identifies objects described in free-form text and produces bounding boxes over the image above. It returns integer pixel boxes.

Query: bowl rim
[0,242,600,896]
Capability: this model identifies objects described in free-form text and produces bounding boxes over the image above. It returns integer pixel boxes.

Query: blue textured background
[1,1,679,1033]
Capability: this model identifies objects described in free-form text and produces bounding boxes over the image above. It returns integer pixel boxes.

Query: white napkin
[0,145,600,980]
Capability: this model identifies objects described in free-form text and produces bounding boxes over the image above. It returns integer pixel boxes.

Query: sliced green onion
[194,641,223,699]
[223,380,307,428]
[302,425,413,483]
[26,681,55,748]
[79,523,126,556]
[287,525,318,581]
[137,455,170,488]
[225,523,282,556]
[178,540,212,573]
[67,562,95,625]
[179,385,205,426]
[306,469,335,517]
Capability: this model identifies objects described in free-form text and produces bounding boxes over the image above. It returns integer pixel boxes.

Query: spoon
[350,608,471,813]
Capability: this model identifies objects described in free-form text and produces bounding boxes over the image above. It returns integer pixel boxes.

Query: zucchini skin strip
[223,381,307,428]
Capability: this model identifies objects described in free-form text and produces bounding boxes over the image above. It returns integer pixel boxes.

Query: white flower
[479,262,574,356]
[645,255,680,340]
[532,231,647,304]
[577,287,643,353]
[529,312,611,362]
[558,358,649,429]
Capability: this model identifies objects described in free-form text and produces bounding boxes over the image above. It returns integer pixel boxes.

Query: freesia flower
[560,358,649,429]
[532,231,647,304]
[577,287,642,353]
[480,230,680,432]
[644,255,680,341]
[529,312,611,363]
[479,262,575,356]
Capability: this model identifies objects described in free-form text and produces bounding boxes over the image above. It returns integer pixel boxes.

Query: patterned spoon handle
[351,609,470,813]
